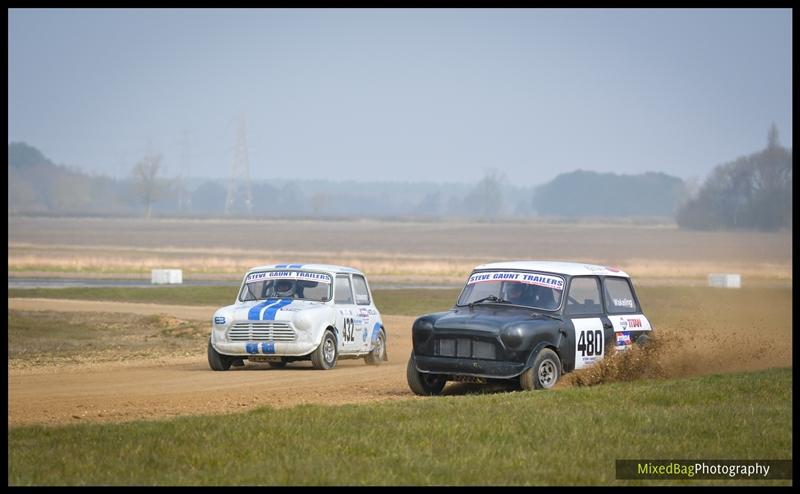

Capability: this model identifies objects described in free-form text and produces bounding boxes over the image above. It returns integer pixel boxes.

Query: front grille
[434,337,497,360]
[228,321,296,341]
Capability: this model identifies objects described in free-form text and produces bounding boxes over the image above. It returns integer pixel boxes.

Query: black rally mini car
[407,261,653,395]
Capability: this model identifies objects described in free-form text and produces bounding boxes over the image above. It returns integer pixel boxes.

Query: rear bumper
[414,355,526,379]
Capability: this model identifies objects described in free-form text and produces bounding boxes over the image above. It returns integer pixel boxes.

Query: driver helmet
[275,279,294,296]
[505,282,525,301]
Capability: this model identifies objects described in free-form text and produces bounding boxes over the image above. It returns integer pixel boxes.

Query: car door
[602,276,653,351]
[334,273,360,354]
[564,276,612,370]
[351,273,380,353]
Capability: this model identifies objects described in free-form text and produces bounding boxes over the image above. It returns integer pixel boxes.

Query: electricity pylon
[225,115,254,216]
[177,130,192,214]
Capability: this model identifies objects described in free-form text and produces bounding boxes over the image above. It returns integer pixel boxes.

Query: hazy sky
[8,8,792,185]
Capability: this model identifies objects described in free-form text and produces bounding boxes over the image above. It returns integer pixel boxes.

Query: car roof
[472,260,630,278]
[246,263,364,276]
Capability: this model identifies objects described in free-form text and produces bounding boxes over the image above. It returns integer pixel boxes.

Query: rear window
[352,274,371,305]
[604,277,638,313]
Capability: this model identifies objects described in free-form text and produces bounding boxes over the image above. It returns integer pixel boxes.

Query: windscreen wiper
[244,284,257,300]
[467,295,511,307]
[529,311,562,321]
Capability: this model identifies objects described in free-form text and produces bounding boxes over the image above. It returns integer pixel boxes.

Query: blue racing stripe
[288,264,304,269]
[262,299,294,320]
[248,298,279,320]
[274,264,287,268]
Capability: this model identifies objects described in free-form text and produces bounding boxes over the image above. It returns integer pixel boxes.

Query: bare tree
[131,153,162,218]
[465,169,506,219]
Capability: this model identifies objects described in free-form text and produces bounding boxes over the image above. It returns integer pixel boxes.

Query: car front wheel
[208,338,233,371]
[520,348,561,390]
[406,353,447,395]
[311,330,338,370]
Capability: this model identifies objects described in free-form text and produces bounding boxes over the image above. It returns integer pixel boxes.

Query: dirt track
[8,297,792,428]
[8,298,425,427]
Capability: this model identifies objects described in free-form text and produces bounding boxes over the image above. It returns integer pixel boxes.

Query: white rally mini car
[208,264,387,370]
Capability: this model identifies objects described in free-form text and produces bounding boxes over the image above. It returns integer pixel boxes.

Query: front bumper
[414,355,527,379]
[211,327,318,357]
[212,340,318,357]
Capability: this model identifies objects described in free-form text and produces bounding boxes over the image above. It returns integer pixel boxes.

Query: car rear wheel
[364,330,386,365]
[520,348,561,390]
[407,353,447,395]
[311,330,338,370]
[208,338,233,371]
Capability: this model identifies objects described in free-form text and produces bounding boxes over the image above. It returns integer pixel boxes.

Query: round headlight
[500,325,525,349]
[413,317,434,342]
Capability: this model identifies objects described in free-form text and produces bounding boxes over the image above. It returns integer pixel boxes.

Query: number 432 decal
[342,317,355,342]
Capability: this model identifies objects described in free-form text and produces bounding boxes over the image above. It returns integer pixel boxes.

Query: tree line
[8,128,791,230]
[676,124,791,231]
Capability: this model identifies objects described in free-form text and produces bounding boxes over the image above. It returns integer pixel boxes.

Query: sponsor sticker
[246,271,332,284]
[610,314,652,333]
[613,297,634,308]
[615,331,633,351]
[467,271,565,291]
[214,316,226,325]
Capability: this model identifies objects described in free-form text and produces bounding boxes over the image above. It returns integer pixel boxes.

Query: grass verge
[8,286,463,316]
[8,368,792,485]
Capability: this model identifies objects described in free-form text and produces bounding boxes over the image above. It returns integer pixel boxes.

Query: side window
[565,277,603,315]
[334,275,354,305]
[352,275,371,305]
[604,277,638,314]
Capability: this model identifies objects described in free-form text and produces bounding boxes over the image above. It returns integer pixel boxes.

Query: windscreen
[456,271,564,311]
[239,270,332,302]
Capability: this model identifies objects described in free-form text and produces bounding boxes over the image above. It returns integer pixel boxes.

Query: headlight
[500,325,525,349]
[412,317,434,342]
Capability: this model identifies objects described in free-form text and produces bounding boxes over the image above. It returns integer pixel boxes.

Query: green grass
[373,288,460,316]
[8,285,240,307]
[8,286,463,316]
[8,368,792,485]
[8,285,793,325]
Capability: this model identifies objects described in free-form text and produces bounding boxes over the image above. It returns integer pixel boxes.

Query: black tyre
[406,353,446,396]
[520,348,561,390]
[208,338,233,371]
[267,360,287,369]
[311,330,338,370]
[364,330,387,365]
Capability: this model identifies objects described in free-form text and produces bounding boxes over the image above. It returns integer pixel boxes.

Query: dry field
[7,216,792,284]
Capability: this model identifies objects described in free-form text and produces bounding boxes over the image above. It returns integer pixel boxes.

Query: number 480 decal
[577,329,603,357]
